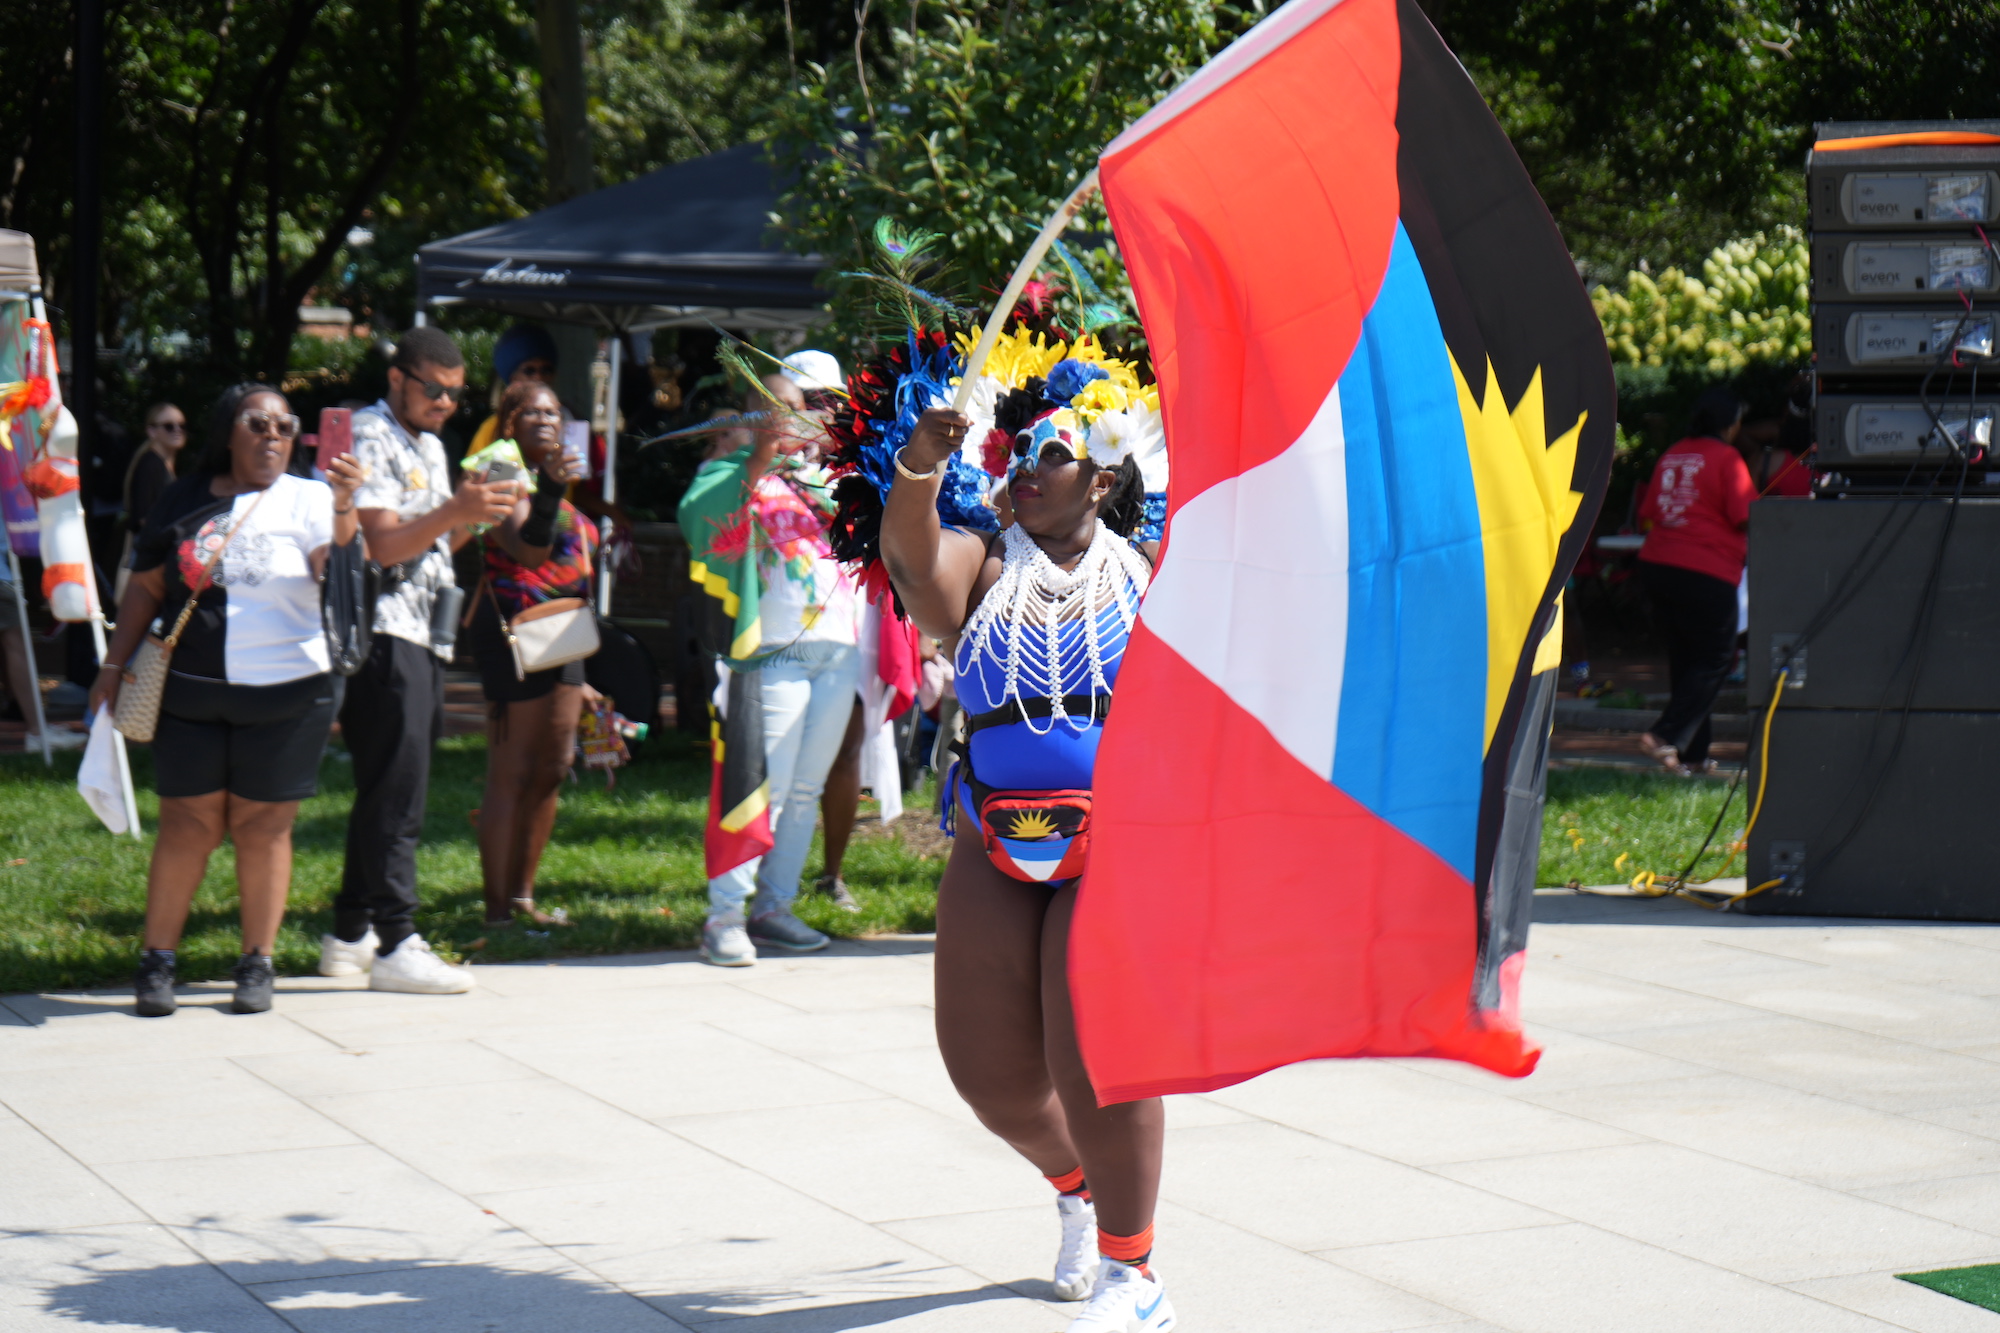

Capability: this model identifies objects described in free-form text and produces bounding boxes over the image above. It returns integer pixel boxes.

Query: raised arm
[880,408,991,641]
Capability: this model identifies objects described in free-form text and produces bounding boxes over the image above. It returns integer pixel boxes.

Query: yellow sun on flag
[1007,810,1060,840]
[1454,357,1587,753]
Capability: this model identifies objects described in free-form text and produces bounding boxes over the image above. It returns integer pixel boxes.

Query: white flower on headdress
[956,373,1003,467]
[1086,399,1168,492]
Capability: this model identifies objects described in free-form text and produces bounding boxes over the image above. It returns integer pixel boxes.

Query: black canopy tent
[415,142,826,334]
[415,142,826,515]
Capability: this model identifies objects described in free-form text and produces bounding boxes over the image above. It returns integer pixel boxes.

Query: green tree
[1418,0,2000,278]
[766,0,1260,337]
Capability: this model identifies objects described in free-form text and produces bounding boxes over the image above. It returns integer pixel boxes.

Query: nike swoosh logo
[1136,1290,1163,1321]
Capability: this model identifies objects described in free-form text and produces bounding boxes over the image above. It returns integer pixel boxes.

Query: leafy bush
[1592,227,1811,374]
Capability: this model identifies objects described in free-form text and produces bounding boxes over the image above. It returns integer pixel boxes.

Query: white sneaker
[368,936,475,994]
[1066,1260,1174,1333]
[318,929,378,977]
[1053,1194,1099,1301]
[702,915,756,967]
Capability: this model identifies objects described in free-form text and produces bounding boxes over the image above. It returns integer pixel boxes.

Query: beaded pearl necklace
[960,521,1152,736]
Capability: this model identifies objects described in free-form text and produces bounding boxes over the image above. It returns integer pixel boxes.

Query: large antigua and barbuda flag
[1073,0,1616,1099]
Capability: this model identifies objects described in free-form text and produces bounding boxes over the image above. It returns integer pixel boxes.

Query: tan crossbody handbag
[480,575,600,681]
[114,489,266,743]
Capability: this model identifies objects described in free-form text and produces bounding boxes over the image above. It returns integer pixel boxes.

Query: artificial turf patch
[1899,1264,2000,1312]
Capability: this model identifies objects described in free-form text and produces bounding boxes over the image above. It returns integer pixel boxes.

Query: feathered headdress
[822,231,1170,594]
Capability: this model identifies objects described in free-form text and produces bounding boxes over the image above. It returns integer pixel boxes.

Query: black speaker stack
[1746,120,2000,920]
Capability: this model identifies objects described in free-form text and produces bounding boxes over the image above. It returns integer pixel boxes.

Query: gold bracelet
[894,447,940,482]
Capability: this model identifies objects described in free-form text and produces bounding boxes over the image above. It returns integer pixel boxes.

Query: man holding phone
[321,325,518,994]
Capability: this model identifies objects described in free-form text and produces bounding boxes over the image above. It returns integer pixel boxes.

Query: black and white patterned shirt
[351,399,455,660]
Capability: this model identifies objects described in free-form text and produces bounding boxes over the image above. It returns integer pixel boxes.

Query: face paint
[1011,408,1086,477]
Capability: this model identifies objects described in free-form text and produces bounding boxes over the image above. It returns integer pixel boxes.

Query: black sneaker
[231,953,275,1014]
[134,951,176,1018]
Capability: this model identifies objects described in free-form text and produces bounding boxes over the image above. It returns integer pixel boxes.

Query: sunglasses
[150,420,185,434]
[238,409,301,439]
[404,373,470,402]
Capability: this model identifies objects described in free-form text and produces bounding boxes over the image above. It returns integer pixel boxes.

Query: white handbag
[494,591,600,680]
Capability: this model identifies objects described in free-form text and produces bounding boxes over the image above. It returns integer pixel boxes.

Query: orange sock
[1097,1224,1154,1276]
[1045,1166,1090,1200]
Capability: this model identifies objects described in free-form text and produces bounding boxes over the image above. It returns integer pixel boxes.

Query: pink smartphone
[315,408,354,472]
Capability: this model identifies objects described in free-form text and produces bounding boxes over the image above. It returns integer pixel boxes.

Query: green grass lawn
[0,733,947,993]
[0,742,1737,994]
[1540,767,1742,888]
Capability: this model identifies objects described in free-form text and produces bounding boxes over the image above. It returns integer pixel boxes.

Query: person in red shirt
[1636,387,1756,773]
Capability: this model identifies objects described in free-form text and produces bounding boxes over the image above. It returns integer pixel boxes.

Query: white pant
[708,641,860,921]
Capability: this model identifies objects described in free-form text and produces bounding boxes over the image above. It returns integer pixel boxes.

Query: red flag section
[1071,0,1606,1102]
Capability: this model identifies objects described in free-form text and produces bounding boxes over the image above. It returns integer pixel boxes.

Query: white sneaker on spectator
[318,929,378,977]
[369,936,474,994]
[702,915,756,967]
[748,907,829,953]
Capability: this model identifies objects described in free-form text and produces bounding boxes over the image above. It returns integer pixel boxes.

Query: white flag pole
[950,168,1101,413]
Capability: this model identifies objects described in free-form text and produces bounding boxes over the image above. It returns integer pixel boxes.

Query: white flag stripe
[1140,382,1350,778]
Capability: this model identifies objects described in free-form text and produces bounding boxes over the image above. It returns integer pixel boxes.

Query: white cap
[779,349,843,393]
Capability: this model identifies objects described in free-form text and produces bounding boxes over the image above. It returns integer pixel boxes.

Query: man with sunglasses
[322,325,517,995]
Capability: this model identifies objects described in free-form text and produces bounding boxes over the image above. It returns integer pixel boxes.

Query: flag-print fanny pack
[969,780,1093,884]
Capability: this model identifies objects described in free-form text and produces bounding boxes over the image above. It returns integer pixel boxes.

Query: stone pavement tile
[0,999,28,1024]
[474,1165,998,1324]
[1857,1172,2000,1235]
[805,1044,983,1127]
[235,1039,544,1099]
[305,1075,727,1196]
[0,994,331,1070]
[481,1022,885,1121]
[711,1005,947,1061]
[1161,1122,1562,1251]
[1530,926,1834,990]
[885,1200,1477,1333]
[1405,1029,1710,1097]
[1661,969,2000,1050]
[1720,930,2000,1000]
[0,1222,293,1332]
[1517,1070,2000,1189]
[1503,960,1771,1036]
[250,1260,690,1332]
[98,1143,556,1282]
[1436,1142,2000,1283]
[3,1055,360,1165]
[660,1097,1041,1223]
[1201,1059,1639,1166]
[1601,1014,2000,1113]
[0,1121,148,1231]
[726,963,939,1015]
[1910,1101,2000,1143]
[1786,1271,2000,1333]
[281,981,801,1049]
[666,1287,1058,1332]
[470,949,735,996]
[1325,1222,1905,1333]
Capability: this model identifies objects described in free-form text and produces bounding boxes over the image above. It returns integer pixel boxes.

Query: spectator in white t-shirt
[92,383,363,1018]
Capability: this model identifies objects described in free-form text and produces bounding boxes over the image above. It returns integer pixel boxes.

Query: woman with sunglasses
[90,383,364,1017]
[114,402,186,600]
[467,380,596,929]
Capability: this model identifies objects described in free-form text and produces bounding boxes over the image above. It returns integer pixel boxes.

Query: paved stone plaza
[8,888,2000,1332]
